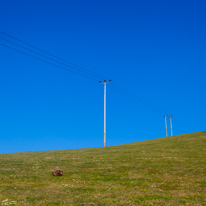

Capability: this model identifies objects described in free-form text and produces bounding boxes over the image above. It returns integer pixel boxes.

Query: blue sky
[0,0,206,153]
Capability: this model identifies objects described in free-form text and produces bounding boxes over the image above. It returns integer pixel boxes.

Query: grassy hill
[0,132,205,205]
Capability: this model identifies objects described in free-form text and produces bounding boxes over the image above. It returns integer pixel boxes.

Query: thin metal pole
[164,115,167,137]
[170,115,173,136]
[99,80,111,147]
[104,82,106,147]
[167,115,173,136]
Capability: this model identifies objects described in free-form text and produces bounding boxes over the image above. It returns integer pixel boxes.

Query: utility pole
[168,115,173,136]
[163,115,168,137]
[99,80,111,147]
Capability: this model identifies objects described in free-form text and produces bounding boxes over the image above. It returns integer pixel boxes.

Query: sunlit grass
[0,132,205,205]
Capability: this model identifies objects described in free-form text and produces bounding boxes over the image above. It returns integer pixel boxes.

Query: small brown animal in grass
[52,167,63,176]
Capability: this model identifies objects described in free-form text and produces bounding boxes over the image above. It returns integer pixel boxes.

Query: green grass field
[0,132,205,205]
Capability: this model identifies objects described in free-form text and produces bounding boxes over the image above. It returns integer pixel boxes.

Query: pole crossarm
[99,80,111,84]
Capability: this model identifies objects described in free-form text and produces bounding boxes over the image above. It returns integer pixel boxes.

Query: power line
[109,83,166,115]
[0,40,165,116]
[172,117,185,133]
[0,31,186,134]
[0,30,109,80]
[0,33,167,116]
[112,81,167,114]
[0,31,168,115]
[107,85,163,116]
[0,36,104,80]
[0,43,99,81]
[109,84,186,134]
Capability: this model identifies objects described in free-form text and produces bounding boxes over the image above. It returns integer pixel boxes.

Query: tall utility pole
[168,115,173,136]
[99,80,111,147]
[163,115,168,137]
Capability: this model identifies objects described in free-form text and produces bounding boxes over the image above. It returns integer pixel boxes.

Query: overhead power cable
[109,82,166,115]
[172,118,185,133]
[0,43,98,81]
[0,30,109,80]
[0,32,166,115]
[107,85,163,115]
[112,81,167,114]
[1,38,165,114]
[0,36,103,80]
[0,32,167,115]
[0,31,185,133]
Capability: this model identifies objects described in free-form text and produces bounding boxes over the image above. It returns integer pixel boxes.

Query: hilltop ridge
[0,132,205,205]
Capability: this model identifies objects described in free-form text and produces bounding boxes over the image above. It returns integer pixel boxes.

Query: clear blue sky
[0,0,206,153]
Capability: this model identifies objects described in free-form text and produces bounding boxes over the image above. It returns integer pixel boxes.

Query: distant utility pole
[167,115,173,136]
[99,80,111,147]
[163,115,168,137]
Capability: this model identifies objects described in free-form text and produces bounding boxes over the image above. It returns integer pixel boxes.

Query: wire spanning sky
[0,0,206,153]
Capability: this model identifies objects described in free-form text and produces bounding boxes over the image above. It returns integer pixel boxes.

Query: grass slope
[0,132,206,205]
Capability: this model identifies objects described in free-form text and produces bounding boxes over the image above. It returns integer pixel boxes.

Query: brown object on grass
[52,167,63,176]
